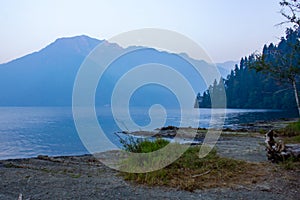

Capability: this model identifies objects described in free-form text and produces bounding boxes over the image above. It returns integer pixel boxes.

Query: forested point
[195,28,300,110]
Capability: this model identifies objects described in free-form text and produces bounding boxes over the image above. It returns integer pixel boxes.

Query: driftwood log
[265,130,300,162]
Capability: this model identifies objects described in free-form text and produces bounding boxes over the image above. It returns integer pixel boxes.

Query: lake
[0,107,297,160]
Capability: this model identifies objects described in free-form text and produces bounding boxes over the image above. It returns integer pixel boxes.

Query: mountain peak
[54,35,99,43]
[43,35,102,57]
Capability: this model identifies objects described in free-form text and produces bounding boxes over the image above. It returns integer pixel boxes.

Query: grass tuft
[279,157,300,170]
[119,139,261,191]
[283,135,300,144]
[120,136,169,153]
[279,120,300,137]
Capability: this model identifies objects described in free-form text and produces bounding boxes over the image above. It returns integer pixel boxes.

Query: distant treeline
[195,56,299,110]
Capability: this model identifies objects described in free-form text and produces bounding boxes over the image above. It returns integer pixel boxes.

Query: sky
[0,0,291,64]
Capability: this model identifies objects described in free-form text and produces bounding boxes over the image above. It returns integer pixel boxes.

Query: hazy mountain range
[0,35,237,107]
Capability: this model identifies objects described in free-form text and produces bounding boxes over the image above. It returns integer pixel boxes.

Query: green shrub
[121,136,169,153]
[280,120,300,137]
[133,139,170,153]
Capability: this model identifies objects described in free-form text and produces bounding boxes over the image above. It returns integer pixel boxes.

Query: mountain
[0,35,225,107]
[216,60,239,78]
[216,60,239,71]
[0,35,102,106]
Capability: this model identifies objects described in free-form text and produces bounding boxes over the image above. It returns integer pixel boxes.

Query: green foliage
[120,139,257,191]
[121,136,169,153]
[252,28,300,83]
[283,135,300,143]
[196,57,298,109]
[120,140,185,173]
[280,120,300,136]
[3,163,17,168]
[279,157,300,170]
[120,136,141,153]
[137,139,170,153]
[70,173,81,178]
[196,78,226,108]
[196,28,300,111]
[250,28,300,115]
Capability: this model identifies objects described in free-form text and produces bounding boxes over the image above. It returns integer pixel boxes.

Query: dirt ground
[0,132,299,200]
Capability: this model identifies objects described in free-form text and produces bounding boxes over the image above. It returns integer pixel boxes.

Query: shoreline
[1,118,297,162]
[0,117,299,199]
[119,118,298,145]
[0,131,299,199]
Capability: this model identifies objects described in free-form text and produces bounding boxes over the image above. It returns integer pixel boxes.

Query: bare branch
[279,0,300,27]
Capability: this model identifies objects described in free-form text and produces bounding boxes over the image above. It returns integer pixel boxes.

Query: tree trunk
[292,79,300,117]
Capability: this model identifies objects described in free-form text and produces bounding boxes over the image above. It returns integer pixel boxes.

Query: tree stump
[265,130,300,162]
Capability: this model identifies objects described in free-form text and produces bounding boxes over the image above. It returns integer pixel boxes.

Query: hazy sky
[0,0,290,64]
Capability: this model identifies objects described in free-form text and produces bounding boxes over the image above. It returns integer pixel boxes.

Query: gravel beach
[1,120,299,200]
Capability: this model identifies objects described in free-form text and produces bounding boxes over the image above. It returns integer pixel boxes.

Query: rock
[37,155,50,160]
[154,126,179,138]
[256,184,271,192]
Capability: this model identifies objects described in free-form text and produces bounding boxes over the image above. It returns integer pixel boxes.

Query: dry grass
[120,144,266,191]
[279,120,300,137]
[283,135,300,144]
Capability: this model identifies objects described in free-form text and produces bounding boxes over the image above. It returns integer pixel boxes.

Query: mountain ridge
[0,35,236,106]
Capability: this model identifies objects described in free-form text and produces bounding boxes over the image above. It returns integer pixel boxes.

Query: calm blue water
[0,107,297,160]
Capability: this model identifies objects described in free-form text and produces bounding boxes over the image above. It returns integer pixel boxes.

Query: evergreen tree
[252,28,300,116]
[197,54,298,111]
[196,1,300,112]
